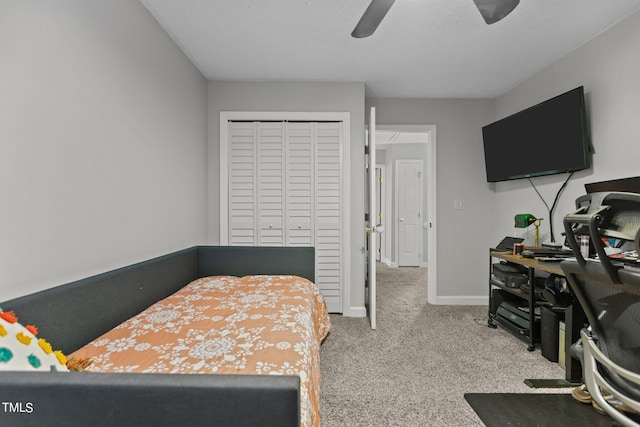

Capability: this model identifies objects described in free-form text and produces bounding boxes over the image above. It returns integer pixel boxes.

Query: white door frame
[220,111,352,314]
[376,124,437,305]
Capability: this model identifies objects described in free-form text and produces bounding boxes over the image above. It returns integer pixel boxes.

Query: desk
[488,250,584,383]
[491,251,565,275]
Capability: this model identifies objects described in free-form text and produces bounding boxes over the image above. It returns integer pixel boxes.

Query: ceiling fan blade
[472,0,520,25]
[351,0,396,38]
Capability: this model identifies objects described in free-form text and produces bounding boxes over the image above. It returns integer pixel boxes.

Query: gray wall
[492,9,640,245]
[366,98,496,303]
[5,2,637,308]
[207,81,367,314]
[0,1,208,301]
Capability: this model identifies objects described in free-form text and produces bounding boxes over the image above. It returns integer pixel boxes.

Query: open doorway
[375,125,437,304]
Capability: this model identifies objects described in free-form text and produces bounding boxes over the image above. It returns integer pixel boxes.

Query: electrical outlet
[453,198,465,210]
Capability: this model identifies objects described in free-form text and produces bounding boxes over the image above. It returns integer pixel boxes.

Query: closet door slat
[257,122,285,246]
[229,122,257,245]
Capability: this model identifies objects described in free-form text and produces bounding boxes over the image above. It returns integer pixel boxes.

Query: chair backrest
[562,260,640,396]
[564,192,640,283]
[562,191,640,403]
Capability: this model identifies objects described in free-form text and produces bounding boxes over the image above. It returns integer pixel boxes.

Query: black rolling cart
[488,250,584,383]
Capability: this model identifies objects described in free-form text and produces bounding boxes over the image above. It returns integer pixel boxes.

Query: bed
[0,246,330,427]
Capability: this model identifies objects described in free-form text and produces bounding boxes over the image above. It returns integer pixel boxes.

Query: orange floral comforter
[70,275,331,427]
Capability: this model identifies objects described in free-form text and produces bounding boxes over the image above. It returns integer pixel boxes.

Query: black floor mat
[464,393,613,427]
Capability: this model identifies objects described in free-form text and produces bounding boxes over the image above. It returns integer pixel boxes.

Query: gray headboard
[197,245,315,281]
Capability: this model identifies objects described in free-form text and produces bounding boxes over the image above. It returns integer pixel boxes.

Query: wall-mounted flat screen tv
[482,86,591,183]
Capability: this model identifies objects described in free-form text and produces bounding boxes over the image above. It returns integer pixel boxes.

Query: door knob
[399,218,404,222]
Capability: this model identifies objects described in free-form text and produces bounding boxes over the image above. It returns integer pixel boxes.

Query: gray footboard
[0,246,314,427]
[0,372,299,427]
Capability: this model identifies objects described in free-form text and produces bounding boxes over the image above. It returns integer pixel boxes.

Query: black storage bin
[540,306,562,362]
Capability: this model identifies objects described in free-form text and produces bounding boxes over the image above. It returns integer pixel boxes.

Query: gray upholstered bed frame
[0,246,315,427]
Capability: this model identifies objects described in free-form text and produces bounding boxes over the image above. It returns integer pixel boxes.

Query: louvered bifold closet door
[286,123,314,247]
[227,120,343,313]
[315,122,343,312]
[229,122,257,245]
[257,122,286,246]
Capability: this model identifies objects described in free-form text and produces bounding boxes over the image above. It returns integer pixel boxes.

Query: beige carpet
[319,263,568,426]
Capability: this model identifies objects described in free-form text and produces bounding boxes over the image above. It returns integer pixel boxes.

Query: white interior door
[397,159,423,267]
[367,107,377,329]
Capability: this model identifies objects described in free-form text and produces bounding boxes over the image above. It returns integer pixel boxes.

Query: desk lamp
[514,214,543,247]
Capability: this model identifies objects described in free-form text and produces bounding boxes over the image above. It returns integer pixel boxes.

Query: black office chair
[562,192,640,426]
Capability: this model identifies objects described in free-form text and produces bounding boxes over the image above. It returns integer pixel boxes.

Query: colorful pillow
[0,309,69,372]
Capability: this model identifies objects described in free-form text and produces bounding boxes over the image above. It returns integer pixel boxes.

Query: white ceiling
[140,0,640,98]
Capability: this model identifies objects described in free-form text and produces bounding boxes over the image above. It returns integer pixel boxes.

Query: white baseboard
[432,295,489,305]
[381,259,427,268]
[342,297,486,315]
[343,306,367,317]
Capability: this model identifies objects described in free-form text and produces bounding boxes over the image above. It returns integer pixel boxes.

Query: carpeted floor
[319,263,579,426]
